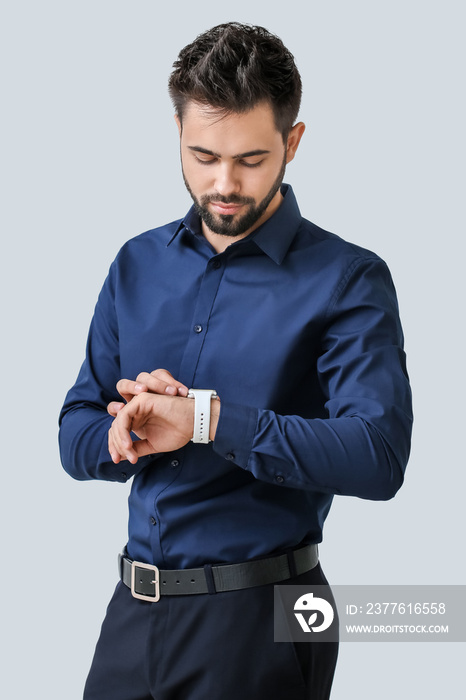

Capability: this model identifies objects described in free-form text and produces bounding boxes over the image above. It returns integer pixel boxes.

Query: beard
[182,151,287,238]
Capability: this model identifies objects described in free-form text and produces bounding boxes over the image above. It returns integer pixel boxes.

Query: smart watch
[187,389,218,444]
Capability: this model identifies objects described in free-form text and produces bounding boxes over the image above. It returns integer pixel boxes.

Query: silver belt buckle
[131,561,160,602]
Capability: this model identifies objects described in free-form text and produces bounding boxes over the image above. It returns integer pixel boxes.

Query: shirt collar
[168,184,302,265]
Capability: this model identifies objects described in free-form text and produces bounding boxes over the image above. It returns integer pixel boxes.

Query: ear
[285,122,305,164]
[174,113,182,136]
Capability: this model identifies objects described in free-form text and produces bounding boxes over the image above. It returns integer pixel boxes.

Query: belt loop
[203,564,217,594]
[286,548,298,579]
[118,548,125,579]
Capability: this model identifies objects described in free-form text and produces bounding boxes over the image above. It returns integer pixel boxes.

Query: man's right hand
[107,368,189,417]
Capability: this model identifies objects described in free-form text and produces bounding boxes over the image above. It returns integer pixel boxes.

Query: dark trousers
[84,563,338,700]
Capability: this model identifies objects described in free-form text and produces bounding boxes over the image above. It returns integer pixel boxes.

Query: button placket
[178,256,225,386]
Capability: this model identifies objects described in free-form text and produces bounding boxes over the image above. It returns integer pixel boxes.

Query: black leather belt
[120,544,319,602]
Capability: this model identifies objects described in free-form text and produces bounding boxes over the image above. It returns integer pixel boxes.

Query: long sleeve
[213,256,413,500]
[58,260,152,482]
[58,187,415,567]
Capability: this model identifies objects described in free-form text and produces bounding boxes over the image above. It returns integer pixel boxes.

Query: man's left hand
[107,368,189,418]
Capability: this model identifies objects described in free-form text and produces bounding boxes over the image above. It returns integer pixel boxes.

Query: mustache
[200,193,255,206]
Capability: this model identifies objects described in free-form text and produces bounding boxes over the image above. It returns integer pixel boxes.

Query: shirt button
[227,453,236,461]
[275,475,285,484]
[121,472,127,481]
[170,459,180,468]
[150,516,157,525]
[212,259,221,269]
[194,324,203,334]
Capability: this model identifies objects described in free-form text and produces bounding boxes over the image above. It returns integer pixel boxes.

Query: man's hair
[168,22,302,141]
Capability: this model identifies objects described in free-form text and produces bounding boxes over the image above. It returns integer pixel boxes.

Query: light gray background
[1,1,464,697]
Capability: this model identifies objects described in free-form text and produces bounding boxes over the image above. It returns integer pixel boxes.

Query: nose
[214,162,241,197]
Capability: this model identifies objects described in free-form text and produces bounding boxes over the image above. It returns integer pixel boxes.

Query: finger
[110,432,158,463]
[135,369,188,397]
[109,411,139,464]
[107,401,125,417]
[108,427,121,464]
[116,378,148,403]
[132,439,159,458]
[151,368,189,397]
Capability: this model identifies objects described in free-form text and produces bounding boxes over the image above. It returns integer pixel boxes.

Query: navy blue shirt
[59,185,412,569]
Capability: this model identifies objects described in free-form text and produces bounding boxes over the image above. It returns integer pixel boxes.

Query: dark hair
[168,22,302,140]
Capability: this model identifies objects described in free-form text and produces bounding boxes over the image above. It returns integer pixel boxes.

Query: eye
[194,155,217,165]
[240,159,264,168]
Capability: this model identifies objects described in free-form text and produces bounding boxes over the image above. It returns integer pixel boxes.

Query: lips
[210,201,244,216]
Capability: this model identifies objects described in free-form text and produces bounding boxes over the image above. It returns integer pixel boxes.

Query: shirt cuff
[212,401,258,469]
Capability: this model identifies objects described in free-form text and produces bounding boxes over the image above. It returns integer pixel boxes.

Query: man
[59,22,412,700]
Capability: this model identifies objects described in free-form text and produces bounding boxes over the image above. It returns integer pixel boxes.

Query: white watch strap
[187,389,218,444]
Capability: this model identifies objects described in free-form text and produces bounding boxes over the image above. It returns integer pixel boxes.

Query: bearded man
[59,22,412,700]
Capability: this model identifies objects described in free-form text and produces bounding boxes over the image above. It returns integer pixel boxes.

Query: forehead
[180,101,283,154]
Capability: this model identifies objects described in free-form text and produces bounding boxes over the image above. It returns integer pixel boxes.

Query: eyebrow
[188,146,271,159]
